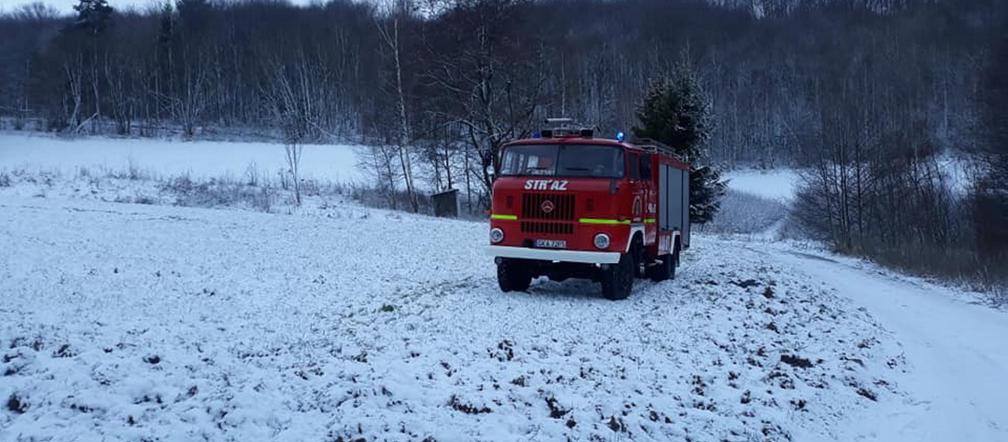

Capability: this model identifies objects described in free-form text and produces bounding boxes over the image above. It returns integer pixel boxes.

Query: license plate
[534,239,567,249]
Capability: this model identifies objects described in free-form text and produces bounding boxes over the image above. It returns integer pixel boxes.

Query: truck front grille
[521,193,575,221]
[520,192,575,235]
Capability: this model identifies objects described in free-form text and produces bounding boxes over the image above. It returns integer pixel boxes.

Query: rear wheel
[648,254,673,282]
[648,242,680,282]
[601,253,634,300]
[497,259,532,292]
[669,248,678,280]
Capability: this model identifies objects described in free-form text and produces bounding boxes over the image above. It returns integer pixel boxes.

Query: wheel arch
[624,225,646,253]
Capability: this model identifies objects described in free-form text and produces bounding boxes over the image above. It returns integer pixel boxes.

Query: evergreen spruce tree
[633,66,725,225]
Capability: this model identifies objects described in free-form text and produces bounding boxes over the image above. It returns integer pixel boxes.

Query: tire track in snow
[741,241,1008,441]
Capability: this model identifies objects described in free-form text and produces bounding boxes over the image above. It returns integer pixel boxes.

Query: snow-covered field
[0,132,365,183]
[722,154,976,202]
[2,133,1007,441]
[723,169,800,202]
[1,192,903,441]
[2,132,804,198]
[2,132,972,200]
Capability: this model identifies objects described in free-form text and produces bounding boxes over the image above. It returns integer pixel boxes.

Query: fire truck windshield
[499,144,624,178]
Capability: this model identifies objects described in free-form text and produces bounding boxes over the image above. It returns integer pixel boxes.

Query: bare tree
[423,0,546,203]
[375,1,421,212]
[262,50,331,206]
[361,144,401,209]
[64,55,85,132]
[284,137,304,206]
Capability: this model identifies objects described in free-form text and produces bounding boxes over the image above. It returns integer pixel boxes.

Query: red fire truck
[486,119,691,300]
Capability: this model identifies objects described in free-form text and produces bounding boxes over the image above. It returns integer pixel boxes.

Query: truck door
[626,152,645,224]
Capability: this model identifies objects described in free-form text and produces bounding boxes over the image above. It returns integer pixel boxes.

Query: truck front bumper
[485,245,621,264]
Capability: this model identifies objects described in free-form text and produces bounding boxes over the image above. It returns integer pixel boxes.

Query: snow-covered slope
[724,169,800,202]
[3,136,1006,441]
[1,191,903,441]
[722,156,975,203]
[764,243,1008,442]
[0,132,365,183]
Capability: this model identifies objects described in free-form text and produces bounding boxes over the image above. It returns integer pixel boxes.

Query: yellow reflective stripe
[578,218,631,225]
[644,218,656,224]
[490,214,518,221]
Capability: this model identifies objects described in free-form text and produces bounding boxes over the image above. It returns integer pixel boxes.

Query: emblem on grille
[541,200,555,213]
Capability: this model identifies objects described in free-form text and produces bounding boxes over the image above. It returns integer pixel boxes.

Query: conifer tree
[633,66,725,224]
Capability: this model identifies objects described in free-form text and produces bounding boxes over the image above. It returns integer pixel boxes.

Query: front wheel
[497,258,531,292]
[601,253,634,300]
[631,236,646,278]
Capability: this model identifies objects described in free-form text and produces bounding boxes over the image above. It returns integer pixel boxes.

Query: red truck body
[486,129,690,299]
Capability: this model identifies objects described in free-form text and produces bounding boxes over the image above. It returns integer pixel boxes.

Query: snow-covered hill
[723,169,800,202]
[0,132,365,183]
[0,192,902,441]
[2,133,1006,441]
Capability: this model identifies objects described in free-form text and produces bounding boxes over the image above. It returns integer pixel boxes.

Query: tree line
[0,0,1005,284]
[1,0,1000,162]
[789,3,1008,288]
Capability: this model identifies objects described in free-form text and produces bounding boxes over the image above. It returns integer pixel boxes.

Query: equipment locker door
[668,167,685,234]
[658,164,669,230]
[681,168,690,248]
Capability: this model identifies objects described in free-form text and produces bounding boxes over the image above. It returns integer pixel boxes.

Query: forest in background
[0,0,1002,164]
[1,0,1006,288]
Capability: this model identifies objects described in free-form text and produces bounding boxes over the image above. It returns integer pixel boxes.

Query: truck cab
[486,122,690,300]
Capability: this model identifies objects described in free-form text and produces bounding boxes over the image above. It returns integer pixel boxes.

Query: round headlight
[490,228,504,244]
[593,233,610,250]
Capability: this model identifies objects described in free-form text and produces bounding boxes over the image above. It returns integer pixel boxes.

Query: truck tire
[648,254,673,282]
[497,259,531,292]
[601,253,634,300]
[669,248,678,280]
[631,235,645,278]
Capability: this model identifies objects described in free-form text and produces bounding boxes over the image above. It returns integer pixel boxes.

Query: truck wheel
[648,254,673,282]
[601,253,634,300]
[669,248,678,280]
[497,259,531,292]
[631,236,645,278]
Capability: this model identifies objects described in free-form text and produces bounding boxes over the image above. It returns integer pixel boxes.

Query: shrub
[348,182,433,214]
[160,174,274,213]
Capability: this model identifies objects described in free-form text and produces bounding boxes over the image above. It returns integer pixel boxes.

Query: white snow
[761,243,1008,441]
[723,153,976,203]
[1,180,903,441]
[0,132,366,183]
[936,151,979,195]
[724,169,800,201]
[2,136,1006,441]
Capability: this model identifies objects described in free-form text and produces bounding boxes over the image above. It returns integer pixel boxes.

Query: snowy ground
[1,132,971,200]
[1,132,804,200]
[723,169,799,202]
[2,135,1007,441]
[1,191,903,441]
[722,153,975,202]
[0,132,366,183]
[762,243,1008,441]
